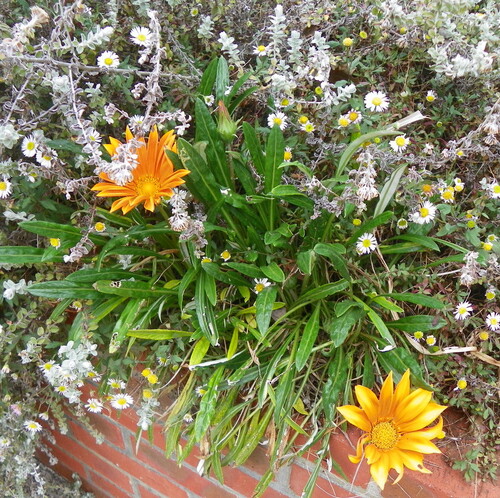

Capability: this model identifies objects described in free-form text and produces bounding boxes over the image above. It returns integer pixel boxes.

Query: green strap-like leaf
[255,286,278,336]
[296,305,321,371]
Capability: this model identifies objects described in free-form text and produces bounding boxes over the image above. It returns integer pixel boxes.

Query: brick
[290,463,354,498]
[261,487,293,498]
[108,407,141,434]
[47,430,134,494]
[138,484,167,498]
[88,469,132,498]
[128,466,188,498]
[85,411,126,449]
[132,436,234,498]
[242,444,271,476]
[220,464,260,495]
[382,453,499,498]
[37,442,86,478]
[328,429,372,488]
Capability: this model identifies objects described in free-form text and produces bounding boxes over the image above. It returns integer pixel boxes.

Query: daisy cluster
[39,340,100,405]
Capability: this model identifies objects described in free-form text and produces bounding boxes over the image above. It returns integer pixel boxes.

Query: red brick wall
[37,386,497,498]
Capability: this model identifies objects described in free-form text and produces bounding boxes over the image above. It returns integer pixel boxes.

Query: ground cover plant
[0,0,499,495]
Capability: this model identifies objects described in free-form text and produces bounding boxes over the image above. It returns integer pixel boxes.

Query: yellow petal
[355,385,379,424]
[396,449,432,474]
[337,405,371,432]
[369,452,390,490]
[348,433,369,464]
[398,434,441,454]
[415,416,443,439]
[378,371,394,418]
[394,388,433,424]
[144,196,155,212]
[393,369,411,409]
[365,443,382,465]
[125,126,134,141]
[398,403,447,432]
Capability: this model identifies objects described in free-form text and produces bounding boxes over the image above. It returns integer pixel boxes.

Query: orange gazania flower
[337,370,446,490]
[92,127,190,214]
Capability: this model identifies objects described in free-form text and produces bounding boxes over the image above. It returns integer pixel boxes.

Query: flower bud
[217,101,238,142]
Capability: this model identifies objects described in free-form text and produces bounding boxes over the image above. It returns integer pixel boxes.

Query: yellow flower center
[27,142,35,150]
[257,45,266,52]
[137,34,147,41]
[338,118,350,127]
[255,283,265,293]
[298,115,309,124]
[117,398,128,406]
[371,421,399,450]
[284,151,292,161]
[281,98,290,106]
[419,207,429,217]
[273,117,283,126]
[442,191,454,200]
[493,185,500,194]
[349,112,359,121]
[136,175,161,197]
[372,97,382,106]
[362,239,372,247]
[395,137,406,146]
[0,182,7,191]
[426,95,435,102]
[104,57,114,66]
[490,317,498,326]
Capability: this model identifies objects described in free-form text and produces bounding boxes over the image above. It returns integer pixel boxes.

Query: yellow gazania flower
[92,127,190,214]
[337,370,446,490]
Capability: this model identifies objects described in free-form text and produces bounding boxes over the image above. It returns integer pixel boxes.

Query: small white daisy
[454,301,473,321]
[301,122,315,133]
[220,250,231,261]
[97,51,120,69]
[24,420,43,433]
[21,135,39,157]
[253,44,268,56]
[36,149,57,168]
[39,412,49,421]
[397,218,408,229]
[364,91,389,112]
[347,109,362,124]
[426,90,437,103]
[410,201,437,224]
[425,335,436,346]
[130,27,153,46]
[485,312,500,331]
[85,398,104,413]
[110,393,134,410]
[338,115,351,128]
[107,378,126,390]
[486,234,497,243]
[253,278,271,294]
[356,233,378,255]
[0,177,13,199]
[489,182,500,199]
[203,95,215,106]
[389,135,410,153]
[267,112,287,130]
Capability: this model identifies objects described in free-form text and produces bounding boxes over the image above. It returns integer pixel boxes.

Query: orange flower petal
[393,369,411,409]
[398,403,447,432]
[378,371,394,418]
[337,405,372,432]
[398,433,441,454]
[365,443,382,465]
[369,452,390,490]
[355,385,379,424]
[348,433,370,464]
[394,388,433,424]
[396,449,432,474]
